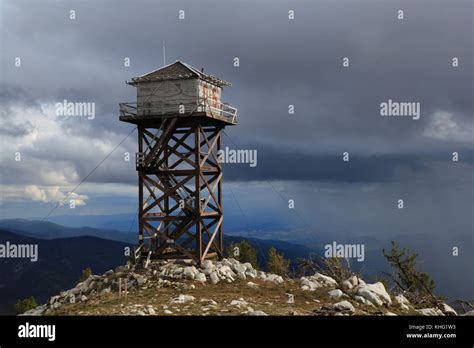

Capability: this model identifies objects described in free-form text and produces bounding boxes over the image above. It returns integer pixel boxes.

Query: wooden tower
[119,61,237,264]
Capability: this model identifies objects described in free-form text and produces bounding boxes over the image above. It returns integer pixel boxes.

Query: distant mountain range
[0,218,134,243]
[0,229,130,315]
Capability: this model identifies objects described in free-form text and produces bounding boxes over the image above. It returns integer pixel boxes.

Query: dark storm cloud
[0,0,472,184]
[223,144,474,182]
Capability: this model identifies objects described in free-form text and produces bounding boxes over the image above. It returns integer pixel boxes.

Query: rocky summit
[22,258,462,316]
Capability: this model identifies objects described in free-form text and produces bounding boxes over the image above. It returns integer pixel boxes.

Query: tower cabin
[119,60,237,126]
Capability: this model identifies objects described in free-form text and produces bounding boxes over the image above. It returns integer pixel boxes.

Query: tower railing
[119,97,237,123]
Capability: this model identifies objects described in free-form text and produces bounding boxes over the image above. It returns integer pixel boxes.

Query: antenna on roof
[162,41,166,66]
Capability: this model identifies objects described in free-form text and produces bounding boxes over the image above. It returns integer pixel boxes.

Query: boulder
[342,280,353,291]
[233,264,247,275]
[328,289,344,300]
[218,265,235,278]
[441,303,457,316]
[334,300,355,312]
[354,295,374,306]
[312,273,338,287]
[115,265,128,273]
[201,260,217,275]
[183,266,198,280]
[356,282,392,306]
[246,281,259,289]
[348,275,359,287]
[264,274,284,284]
[242,262,254,271]
[195,272,207,282]
[103,269,114,277]
[394,294,410,311]
[417,308,445,316]
[230,298,248,308]
[209,272,219,284]
[300,277,322,291]
[100,287,111,295]
[170,294,195,304]
[248,310,268,316]
[136,276,146,286]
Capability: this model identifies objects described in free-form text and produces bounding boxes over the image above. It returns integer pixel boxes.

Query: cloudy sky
[0,0,472,255]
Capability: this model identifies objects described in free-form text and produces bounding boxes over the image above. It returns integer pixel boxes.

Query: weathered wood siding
[198,80,222,108]
[136,78,199,116]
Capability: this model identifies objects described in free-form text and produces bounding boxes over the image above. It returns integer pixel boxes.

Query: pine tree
[14,296,37,314]
[79,267,92,282]
[383,241,440,306]
[267,247,290,276]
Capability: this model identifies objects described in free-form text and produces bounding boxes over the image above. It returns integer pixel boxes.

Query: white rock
[357,287,383,306]
[300,277,322,291]
[334,300,355,312]
[209,272,219,284]
[230,299,248,308]
[264,274,284,284]
[342,280,353,291]
[417,308,445,316]
[201,260,217,275]
[348,275,359,287]
[147,307,156,315]
[354,295,374,306]
[441,303,457,316]
[242,262,253,271]
[233,264,247,274]
[394,294,410,311]
[183,266,198,280]
[246,281,259,289]
[49,295,60,305]
[136,276,146,286]
[103,269,114,277]
[100,287,111,295]
[237,272,247,280]
[200,299,217,306]
[164,309,173,315]
[328,289,344,300]
[195,272,207,282]
[384,312,398,316]
[170,294,195,304]
[218,265,236,278]
[248,310,268,316]
[356,282,392,306]
[312,273,338,287]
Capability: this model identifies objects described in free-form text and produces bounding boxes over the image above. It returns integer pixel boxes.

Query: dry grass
[47,278,416,316]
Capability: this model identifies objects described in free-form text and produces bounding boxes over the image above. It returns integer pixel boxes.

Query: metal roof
[128,61,231,87]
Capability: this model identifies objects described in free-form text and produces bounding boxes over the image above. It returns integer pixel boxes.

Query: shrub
[267,247,290,276]
[79,267,92,282]
[14,296,37,314]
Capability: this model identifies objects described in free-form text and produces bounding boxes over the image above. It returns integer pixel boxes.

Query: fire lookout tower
[119,61,237,264]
